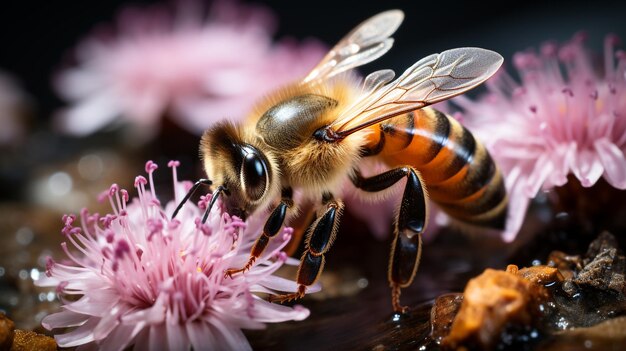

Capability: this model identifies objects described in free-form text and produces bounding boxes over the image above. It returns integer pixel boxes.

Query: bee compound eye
[241,152,268,201]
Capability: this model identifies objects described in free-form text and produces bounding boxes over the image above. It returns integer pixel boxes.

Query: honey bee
[173,10,507,312]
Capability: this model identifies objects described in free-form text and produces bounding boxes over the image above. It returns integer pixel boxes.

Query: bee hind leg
[224,188,294,278]
[352,167,426,313]
[269,193,343,303]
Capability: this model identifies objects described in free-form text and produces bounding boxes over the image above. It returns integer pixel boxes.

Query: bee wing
[302,10,404,84]
[331,48,504,136]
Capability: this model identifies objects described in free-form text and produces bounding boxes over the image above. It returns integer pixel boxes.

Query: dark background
[1,0,626,121]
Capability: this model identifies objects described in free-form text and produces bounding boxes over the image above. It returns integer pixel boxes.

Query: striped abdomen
[363,107,507,229]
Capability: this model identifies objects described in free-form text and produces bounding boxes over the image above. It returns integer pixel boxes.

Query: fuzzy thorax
[281,129,368,197]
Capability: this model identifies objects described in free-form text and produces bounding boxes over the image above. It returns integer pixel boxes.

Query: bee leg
[352,167,426,313]
[283,202,316,256]
[269,193,344,303]
[172,178,212,219]
[224,188,294,278]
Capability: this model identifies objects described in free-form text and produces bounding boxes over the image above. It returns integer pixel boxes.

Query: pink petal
[524,154,555,196]
[97,324,135,351]
[186,321,217,351]
[121,295,167,324]
[207,316,252,351]
[166,322,190,350]
[594,138,626,189]
[149,325,168,351]
[249,275,321,294]
[251,300,310,322]
[42,311,89,330]
[571,149,604,187]
[93,304,125,340]
[55,317,99,347]
[55,91,121,136]
[502,179,532,242]
[64,290,120,316]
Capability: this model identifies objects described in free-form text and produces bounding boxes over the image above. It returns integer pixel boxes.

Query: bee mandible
[173,10,507,312]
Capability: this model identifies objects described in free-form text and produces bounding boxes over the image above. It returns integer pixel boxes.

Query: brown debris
[430,293,464,342]
[432,232,626,350]
[9,330,56,351]
[440,267,550,350]
[0,314,57,351]
[570,231,626,294]
[0,314,15,351]
[547,251,582,281]
[515,265,564,286]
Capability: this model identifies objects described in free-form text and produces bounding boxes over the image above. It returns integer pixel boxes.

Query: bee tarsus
[224,190,294,278]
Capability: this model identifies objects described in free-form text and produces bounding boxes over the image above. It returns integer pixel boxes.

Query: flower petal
[571,149,604,187]
[149,325,168,351]
[55,90,121,136]
[208,315,252,351]
[594,138,626,189]
[186,321,217,351]
[97,324,135,351]
[42,311,89,330]
[524,154,555,196]
[251,300,310,323]
[63,289,120,316]
[55,317,99,347]
[166,322,190,351]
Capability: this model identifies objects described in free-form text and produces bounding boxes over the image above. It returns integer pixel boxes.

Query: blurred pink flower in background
[0,71,29,145]
[37,161,311,350]
[54,0,326,139]
[455,33,626,241]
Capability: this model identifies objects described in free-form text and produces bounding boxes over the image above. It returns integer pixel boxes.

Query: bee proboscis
[173,10,507,312]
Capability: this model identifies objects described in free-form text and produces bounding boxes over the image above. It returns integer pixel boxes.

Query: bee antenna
[172,178,212,219]
[202,185,229,224]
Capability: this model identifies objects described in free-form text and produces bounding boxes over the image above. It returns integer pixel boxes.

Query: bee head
[200,121,277,220]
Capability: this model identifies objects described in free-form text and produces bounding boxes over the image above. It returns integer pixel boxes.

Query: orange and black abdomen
[363,107,507,229]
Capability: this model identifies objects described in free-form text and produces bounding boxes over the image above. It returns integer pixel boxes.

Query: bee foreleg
[269,193,344,303]
[172,178,212,219]
[224,188,294,278]
[352,167,426,313]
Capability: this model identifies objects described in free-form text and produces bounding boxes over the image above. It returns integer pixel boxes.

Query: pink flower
[54,0,326,139]
[455,33,626,241]
[36,160,311,350]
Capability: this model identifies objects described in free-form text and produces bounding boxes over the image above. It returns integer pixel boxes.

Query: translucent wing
[330,47,504,136]
[302,10,404,84]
